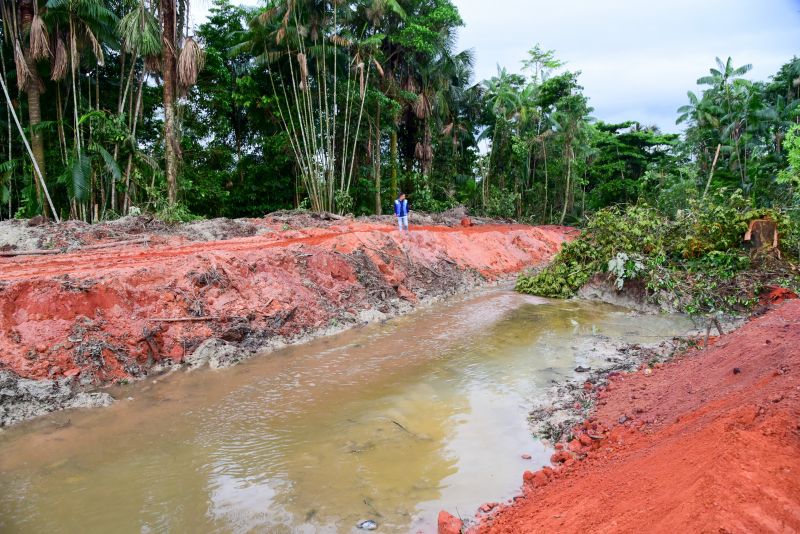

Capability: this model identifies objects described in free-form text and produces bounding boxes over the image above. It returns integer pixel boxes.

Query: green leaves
[117,0,161,57]
[71,152,92,202]
[517,191,799,315]
[96,145,121,183]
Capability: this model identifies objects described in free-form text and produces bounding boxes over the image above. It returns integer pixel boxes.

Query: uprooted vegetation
[517,190,800,315]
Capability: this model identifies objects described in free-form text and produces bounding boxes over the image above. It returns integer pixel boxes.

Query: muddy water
[0,290,693,533]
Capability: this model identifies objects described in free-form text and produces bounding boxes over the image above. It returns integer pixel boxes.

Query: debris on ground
[0,213,571,426]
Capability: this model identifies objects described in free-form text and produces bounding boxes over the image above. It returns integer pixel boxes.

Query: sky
[453,0,800,132]
[191,0,800,133]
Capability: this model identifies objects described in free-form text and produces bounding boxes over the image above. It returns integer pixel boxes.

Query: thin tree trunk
[117,51,126,111]
[56,84,67,164]
[703,143,722,199]
[541,139,548,224]
[123,73,144,213]
[24,50,46,187]
[559,144,571,225]
[374,103,381,215]
[161,0,179,204]
[390,128,398,200]
[69,17,81,154]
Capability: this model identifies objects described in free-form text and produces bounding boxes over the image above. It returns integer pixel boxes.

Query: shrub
[517,192,800,315]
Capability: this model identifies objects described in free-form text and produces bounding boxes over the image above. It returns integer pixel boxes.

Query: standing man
[394,192,410,232]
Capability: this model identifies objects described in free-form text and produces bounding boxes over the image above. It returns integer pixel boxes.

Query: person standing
[394,192,410,232]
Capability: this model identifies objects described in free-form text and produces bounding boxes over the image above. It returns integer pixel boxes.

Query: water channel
[0,289,693,533]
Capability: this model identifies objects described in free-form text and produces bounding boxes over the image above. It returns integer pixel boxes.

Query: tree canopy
[0,1,797,227]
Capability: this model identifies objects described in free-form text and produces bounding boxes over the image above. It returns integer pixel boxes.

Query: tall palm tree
[116,0,160,212]
[4,0,51,187]
[696,57,753,189]
[481,66,522,194]
[160,0,178,204]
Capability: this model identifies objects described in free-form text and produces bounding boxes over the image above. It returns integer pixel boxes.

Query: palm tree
[160,0,179,204]
[3,0,51,192]
[697,57,753,189]
[481,66,522,196]
[116,0,160,212]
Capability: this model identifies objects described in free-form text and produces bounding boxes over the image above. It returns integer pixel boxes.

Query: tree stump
[744,219,779,252]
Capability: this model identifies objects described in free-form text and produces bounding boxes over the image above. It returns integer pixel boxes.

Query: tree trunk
[123,72,145,213]
[24,49,46,189]
[559,145,571,226]
[374,108,382,215]
[541,139,548,224]
[161,0,179,204]
[390,128,398,200]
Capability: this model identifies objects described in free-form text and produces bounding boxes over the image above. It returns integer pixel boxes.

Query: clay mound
[474,299,800,534]
[0,218,569,394]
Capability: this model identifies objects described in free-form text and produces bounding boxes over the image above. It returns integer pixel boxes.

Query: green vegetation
[517,192,800,314]
[0,1,798,314]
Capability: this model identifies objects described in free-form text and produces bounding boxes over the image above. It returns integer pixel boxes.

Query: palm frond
[178,37,205,89]
[30,15,51,60]
[51,37,68,80]
[117,1,161,57]
[297,52,308,87]
[71,152,91,202]
[0,159,19,174]
[13,40,32,91]
[372,57,384,78]
[85,27,105,65]
[385,0,406,18]
[96,145,121,182]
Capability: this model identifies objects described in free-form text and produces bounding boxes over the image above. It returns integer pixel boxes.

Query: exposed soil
[0,212,571,426]
[445,297,800,534]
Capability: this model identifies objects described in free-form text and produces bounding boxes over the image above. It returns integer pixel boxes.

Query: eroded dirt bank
[0,213,571,426]
[447,298,800,534]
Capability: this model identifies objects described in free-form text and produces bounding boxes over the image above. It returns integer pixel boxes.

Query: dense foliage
[516,192,800,314]
[0,0,798,236]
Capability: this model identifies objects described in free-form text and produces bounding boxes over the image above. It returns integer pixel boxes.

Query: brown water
[0,290,693,533]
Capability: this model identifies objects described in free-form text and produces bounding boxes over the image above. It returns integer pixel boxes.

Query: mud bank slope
[458,298,800,534]
[0,214,570,425]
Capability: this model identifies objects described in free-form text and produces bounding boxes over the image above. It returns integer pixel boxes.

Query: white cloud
[454,0,800,131]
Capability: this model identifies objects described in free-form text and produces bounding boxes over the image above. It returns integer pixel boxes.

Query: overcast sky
[454,0,800,132]
[191,0,800,133]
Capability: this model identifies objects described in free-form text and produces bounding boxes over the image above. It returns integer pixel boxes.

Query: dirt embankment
[441,297,800,534]
[0,212,571,426]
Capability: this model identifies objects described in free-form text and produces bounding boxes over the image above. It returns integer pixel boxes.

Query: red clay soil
[460,298,800,534]
[0,218,570,385]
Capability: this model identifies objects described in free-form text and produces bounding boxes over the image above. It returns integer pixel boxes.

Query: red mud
[471,298,800,534]
[0,217,570,385]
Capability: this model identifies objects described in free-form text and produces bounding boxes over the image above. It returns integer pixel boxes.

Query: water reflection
[0,291,692,533]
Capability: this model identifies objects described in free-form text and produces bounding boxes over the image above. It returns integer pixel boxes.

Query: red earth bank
[0,219,570,385]
[461,297,800,534]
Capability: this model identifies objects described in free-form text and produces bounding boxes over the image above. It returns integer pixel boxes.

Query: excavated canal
[0,288,692,533]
